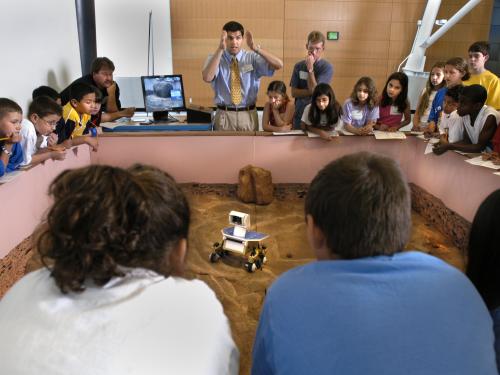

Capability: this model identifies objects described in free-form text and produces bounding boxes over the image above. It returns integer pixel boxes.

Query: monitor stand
[149,110,178,123]
[153,110,170,122]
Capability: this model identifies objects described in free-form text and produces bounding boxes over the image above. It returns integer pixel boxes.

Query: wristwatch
[1,146,11,155]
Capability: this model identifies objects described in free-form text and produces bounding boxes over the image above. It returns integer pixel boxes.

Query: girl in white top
[412,62,445,131]
[301,83,341,141]
[0,164,239,375]
[341,76,379,135]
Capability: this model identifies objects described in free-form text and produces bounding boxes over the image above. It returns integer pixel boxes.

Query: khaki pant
[214,108,258,131]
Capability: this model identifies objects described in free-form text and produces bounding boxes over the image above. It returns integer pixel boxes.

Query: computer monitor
[141,75,186,121]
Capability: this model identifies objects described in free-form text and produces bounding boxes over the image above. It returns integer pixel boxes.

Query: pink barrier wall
[1,133,499,258]
[91,134,414,183]
[0,146,92,258]
[407,140,500,222]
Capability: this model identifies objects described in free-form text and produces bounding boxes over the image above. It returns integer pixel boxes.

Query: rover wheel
[245,262,256,273]
[254,259,262,269]
[209,252,220,263]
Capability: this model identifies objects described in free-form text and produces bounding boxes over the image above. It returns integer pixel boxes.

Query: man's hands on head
[219,30,227,51]
[246,30,255,51]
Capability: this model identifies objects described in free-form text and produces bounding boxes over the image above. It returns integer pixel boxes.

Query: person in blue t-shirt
[252,151,497,375]
[0,98,23,177]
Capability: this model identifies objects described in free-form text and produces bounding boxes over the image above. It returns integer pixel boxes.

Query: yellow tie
[230,57,242,105]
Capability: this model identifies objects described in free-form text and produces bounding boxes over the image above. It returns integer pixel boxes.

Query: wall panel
[171,0,493,107]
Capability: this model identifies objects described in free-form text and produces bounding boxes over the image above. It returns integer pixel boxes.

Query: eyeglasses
[41,118,59,127]
[308,47,323,53]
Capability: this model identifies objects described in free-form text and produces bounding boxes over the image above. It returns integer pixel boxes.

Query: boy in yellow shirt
[56,82,98,151]
[465,41,500,110]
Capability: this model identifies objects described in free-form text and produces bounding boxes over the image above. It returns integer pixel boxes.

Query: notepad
[0,170,23,184]
[373,131,406,140]
[464,156,500,170]
[100,122,129,130]
[272,130,305,136]
[340,129,356,136]
[424,143,434,155]
[307,130,339,138]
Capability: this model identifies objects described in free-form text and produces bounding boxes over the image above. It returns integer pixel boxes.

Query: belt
[217,104,256,111]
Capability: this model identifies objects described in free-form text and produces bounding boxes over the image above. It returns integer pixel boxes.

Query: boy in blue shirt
[0,98,23,177]
[252,152,497,375]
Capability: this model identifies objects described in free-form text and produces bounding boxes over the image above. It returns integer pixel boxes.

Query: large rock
[153,82,173,98]
[237,165,274,205]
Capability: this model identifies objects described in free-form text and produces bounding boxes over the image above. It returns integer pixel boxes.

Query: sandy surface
[1,184,463,375]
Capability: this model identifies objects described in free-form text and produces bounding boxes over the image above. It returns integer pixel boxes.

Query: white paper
[464,156,500,170]
[307,130,339,138]
[373,130,406,140]
[272,130,305,136]
[0,170,23,184]
[340,129,356,136]
[424,143,434,155]
[100,122,128,130]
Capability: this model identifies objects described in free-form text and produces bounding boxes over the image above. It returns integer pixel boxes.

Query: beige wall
[171,0,493,107]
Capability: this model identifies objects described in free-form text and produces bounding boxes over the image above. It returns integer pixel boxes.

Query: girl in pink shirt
[375,72,411,132]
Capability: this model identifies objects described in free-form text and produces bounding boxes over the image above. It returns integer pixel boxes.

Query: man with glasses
[60,57,135,123]
[290,31,334,129]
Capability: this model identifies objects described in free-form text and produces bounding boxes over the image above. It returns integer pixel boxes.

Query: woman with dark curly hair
[0,164,239,374]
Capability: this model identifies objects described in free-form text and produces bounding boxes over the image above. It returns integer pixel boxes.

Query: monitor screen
[141,75,186,112]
